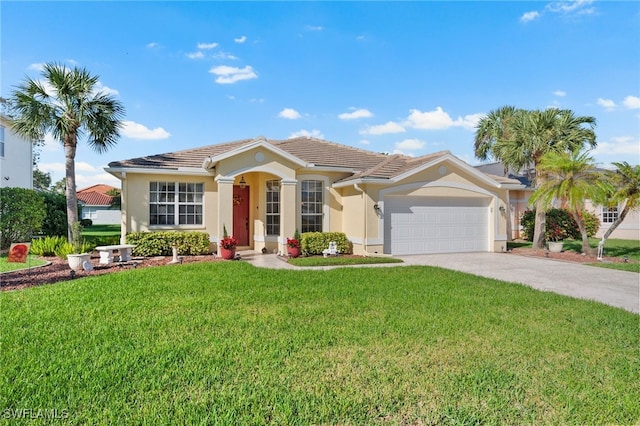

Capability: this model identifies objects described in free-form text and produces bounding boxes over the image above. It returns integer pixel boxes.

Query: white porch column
[216,177,234,240]
[280,179,297,254]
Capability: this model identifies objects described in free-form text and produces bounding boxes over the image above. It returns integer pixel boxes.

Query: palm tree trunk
[532,198,546,249]
[64,139,79,243]
[572,211,594,255]
[602,205,630,243]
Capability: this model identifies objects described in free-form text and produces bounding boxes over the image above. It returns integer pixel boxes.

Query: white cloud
[121,121,171,140]
[622,96,640,110]
[338,108,373,120]
[395,138,425,151]
[597,98,617,111]
[146,42,159,49]
[94,82,119,96]
[392,149,415,157]
[197,42,219,49]
[359,139,370,145]
[234,36,247,43]
[75,162,99,172]
[360,121,406,135]
[553,90,566,97]
[38,162,65,173]
[305,25,323,31]
[546,0,594,14]
[278,108,302,120]
[592,136,640,156]
[41,133,61,152]
[209,65,258,84]
[28,63,45,71]
[520,11,541,23]
[214,51,238,60]
[76,171,121,189]
[404,107,479,130]
[289,129,324,139]
[186,51,205,59]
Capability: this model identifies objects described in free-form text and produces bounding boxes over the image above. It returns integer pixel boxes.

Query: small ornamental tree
[0,187,46,249]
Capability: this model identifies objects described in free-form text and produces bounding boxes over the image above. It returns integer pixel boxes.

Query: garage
[384,196,490,255]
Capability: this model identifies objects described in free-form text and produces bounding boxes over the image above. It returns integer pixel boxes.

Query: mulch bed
[1,254,221,292]
[509,247,632,264]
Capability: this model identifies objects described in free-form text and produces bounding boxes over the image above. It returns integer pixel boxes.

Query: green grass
[509,238,640,273]
[0,254,47,273]
[1,262,638,424]
[81,224,120,236]
[288,255,403,267]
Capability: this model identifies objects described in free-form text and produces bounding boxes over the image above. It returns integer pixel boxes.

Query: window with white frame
[0,126,5,157]
[149,182,203,225]
[301,180,323,233]
[265,180,280,235]
[602,205,618,223]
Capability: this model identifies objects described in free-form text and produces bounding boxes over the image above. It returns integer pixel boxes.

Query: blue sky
[2,1,639,189]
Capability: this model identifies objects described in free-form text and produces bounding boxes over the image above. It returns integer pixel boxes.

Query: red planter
[219,247,236,260]
[287,246,301,258]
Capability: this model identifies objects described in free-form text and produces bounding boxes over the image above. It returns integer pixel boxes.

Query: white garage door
[384,196,490,255]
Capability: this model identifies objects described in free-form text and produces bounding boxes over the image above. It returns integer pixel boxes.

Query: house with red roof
[77,184,120,225]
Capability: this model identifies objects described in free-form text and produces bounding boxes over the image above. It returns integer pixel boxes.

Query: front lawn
[1,262,637,424]
[288,255,403,267]
[0,254,47,273]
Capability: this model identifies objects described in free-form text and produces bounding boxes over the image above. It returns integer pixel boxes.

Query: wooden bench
[94,244,136,265]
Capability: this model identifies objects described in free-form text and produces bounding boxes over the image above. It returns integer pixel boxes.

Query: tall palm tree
[530,149,608,255]
[474,107,597,249]
[10,63,125,243]
[599,162,640,243]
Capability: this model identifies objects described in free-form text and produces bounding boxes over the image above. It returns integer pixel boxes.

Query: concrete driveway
[398,252,639,314]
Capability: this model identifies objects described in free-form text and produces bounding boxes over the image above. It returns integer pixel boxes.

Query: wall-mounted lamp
[239,176,246,189]
[499,205,506,213]
[373,203,381,215]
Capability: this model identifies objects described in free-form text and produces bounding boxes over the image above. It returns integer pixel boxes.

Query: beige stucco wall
[584,200,640,240]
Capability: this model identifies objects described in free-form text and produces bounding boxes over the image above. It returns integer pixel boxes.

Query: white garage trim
[383,195,491,255]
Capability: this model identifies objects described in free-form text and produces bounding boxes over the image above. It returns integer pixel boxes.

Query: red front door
[233,185,250,246]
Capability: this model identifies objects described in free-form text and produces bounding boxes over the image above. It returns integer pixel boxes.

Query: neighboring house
[106,136,524,255]
[0,114,33,189]
[476,161,640,241]
[77,184,120,225]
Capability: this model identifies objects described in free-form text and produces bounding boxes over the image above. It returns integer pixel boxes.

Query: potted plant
[219,225,238,260]
[546,222,564,253]
[64,222,93,271]
[287,229,302,258]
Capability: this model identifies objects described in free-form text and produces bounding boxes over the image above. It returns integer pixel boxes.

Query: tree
[9,63,125,243]
[599,162,640,244]
[106,188,121,209]
[530,149,609,255]
[0,187,46,249]
[475,107,597,249]
[33,168,52,192]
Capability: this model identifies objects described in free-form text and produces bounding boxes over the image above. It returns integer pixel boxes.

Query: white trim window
[602,205,618,223]
[0,126,5,158]
[301,179,323,232]
[149,182,203,225]
[266,179,280,235]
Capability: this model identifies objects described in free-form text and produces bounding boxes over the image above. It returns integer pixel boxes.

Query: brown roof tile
[77,191,114,206]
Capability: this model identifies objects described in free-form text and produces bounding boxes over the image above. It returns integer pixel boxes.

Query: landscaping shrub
[80,218,93,227]
[54,241,95,259]
[0,187,46,249]
[84,235,120,247]
[126,231,211,256]
[300,232,350,255]
[29,236,68,256]
[521,208,599,242]
[40,191,67,237]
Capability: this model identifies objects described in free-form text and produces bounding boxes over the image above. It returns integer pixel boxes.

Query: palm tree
[9,63,125,243]
[474,107,597,249]
[530,149,608,255]
[599,162,640,244]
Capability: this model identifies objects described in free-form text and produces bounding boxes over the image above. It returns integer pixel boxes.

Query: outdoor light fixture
[239,176,246,189]
[373,203,381,214]
[499,205,506,213]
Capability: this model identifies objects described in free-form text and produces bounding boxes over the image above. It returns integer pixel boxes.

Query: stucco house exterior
[106,136,524,256]
[0,114,33,189]
[77,184,121,225]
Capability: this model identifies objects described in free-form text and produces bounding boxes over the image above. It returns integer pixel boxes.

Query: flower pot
[287,246,301,258]
[67,253,92,271]
[548,241,564,253]
[219,247,236,260]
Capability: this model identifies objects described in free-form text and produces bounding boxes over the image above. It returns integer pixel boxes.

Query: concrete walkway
[240,251,639,314]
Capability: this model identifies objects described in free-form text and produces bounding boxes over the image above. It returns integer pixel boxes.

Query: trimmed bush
[80,219,93,228]
[54,241,95,259]
[40,192,67,237]
[521,208,600,242]
[300,232,350,255]
[0,187,46,249]
[126,231,211,256]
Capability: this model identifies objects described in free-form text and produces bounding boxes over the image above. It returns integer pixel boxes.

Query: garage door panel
[385,196,489,255]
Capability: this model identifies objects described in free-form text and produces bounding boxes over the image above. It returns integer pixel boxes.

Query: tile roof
[107,136,522,185]
[77,191,114,206]
[78,184,117,195]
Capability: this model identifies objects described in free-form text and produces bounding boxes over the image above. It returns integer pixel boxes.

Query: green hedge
[126,231,211,256]
[520,208,599,241]
[300,232,350,255]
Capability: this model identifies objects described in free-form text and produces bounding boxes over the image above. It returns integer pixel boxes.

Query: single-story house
[77,184,121,225]
[106,136,525,256]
